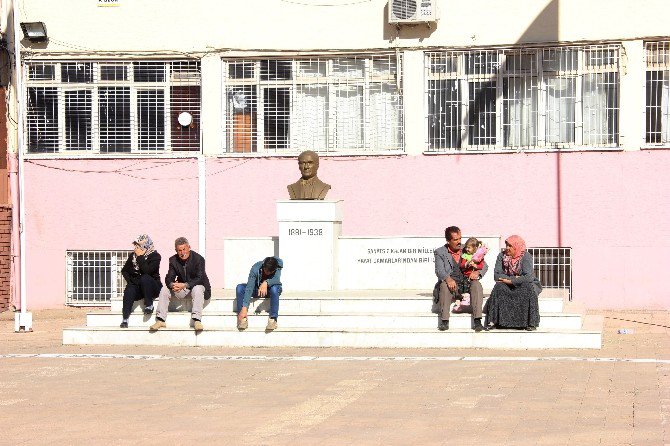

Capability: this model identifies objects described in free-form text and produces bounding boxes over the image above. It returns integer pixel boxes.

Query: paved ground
[0,308,668,445]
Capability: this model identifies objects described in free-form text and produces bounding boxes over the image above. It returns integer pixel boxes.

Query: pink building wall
[25,150,670,310]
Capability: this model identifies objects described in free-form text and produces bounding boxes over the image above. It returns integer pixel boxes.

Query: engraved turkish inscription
[357,247,434,264]
[288,228,324,236]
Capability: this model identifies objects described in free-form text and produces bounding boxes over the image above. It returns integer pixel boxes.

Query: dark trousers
[437,279,484,321]
[122,274,161,319]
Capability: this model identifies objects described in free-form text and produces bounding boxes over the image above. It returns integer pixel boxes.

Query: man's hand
[469,271,480,280]
[171,282,187,292]
[445,276,457,293]
[134,245,146,256]
[258,281,268,298]
[499,278,513,285]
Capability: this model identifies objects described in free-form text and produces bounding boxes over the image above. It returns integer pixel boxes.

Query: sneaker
[193,320,204,331]
[237,317,248,330]
[266,318,278,331]
[150,320,166,331]
[438,320,449,331]
[119,321,128,328]
[143,305,154,315]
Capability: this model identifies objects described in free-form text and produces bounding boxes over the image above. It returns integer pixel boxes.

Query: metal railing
[66,250,131,306]
[527,247,572,300]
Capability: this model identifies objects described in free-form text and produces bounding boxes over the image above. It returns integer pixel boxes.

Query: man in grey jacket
[433,226,487,332]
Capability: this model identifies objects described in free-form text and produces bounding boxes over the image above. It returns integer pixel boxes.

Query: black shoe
[438,320,449,331]
[525,326,537,331]
[473,319,484,332]
[144,306,154,315]
[119,321,128,328]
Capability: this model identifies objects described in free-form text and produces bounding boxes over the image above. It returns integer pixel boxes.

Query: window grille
[222,54,404,153]
[527,247,572,300]
[426,44,620,152]
[66,250,131,306]
[25,60,201,154]
[645,41,670,146]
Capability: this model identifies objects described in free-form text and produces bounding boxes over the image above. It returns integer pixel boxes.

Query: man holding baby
[433,226,487,332]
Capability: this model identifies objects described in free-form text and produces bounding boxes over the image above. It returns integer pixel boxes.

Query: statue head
[297,150,319,180]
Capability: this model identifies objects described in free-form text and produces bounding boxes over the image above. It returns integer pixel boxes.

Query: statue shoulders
[312,177,331,190]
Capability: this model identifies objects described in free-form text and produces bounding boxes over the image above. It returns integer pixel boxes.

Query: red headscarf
[502,235,526,276]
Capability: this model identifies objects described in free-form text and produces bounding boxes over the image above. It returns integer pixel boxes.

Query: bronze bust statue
[287,150,331,200]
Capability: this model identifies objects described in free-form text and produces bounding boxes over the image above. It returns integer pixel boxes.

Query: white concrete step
[112,291,565,314]
[87,310,583,330]
[62,325,602,349]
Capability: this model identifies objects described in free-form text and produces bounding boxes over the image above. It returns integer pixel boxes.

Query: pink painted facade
[25,149,670,310]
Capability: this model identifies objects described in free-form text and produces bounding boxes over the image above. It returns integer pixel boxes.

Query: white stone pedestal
[277,200,343,291]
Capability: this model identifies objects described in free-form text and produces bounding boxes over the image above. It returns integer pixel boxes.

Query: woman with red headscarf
[483,235,542,330]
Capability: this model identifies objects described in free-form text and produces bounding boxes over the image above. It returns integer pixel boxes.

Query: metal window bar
[25,60,201,154]
[65,250,131,306]
[645,41,670,146]
[222,54,404,154]
[527,247,572,300]
[426,44,620,152]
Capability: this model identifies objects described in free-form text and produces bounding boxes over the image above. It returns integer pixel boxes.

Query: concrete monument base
[277,200,343,291]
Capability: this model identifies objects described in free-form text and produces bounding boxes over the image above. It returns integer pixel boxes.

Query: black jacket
[121,251,162,286]
[164,250,211,299]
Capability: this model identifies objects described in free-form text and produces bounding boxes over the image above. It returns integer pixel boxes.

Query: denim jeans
[122,274,161,319]
[236,283,282,319]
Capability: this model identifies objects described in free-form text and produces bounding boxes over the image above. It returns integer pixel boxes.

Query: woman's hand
[499,278,513,285]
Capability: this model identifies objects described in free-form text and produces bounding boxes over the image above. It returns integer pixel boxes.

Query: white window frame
[24,60,201,155]
[221,54,404,155]
[425,44,621,153]
[644,40,670,147]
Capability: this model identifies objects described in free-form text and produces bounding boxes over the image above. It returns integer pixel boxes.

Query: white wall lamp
[20,22,47,42]
[178,112,196,129]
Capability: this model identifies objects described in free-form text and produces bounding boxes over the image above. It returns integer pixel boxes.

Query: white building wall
[13,0,669,156]
[16,0,670,53]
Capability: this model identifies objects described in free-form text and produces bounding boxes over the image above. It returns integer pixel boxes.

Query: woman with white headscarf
[120,234,162,328]
[483,235,542,331]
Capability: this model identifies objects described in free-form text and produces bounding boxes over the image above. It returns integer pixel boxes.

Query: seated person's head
[174,237,191,261]
[463,237,479,255]
[444,226,461,250]
[261,256,279,276]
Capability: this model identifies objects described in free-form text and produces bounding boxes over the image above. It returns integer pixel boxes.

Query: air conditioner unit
[388,0,438,25]
[171,71,200,81]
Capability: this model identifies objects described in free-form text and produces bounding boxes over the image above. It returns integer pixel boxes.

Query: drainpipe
[12,0,31,331]
[198,155,206,258]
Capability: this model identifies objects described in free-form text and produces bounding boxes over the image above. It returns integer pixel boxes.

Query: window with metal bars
[222,54,404,153]
[25,61,201,154]
[66,250,131,306]
[527,247,572,300]
[645,41,670,146]
[426,45,620,152]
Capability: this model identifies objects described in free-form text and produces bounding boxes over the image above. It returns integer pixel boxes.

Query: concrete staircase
[62,288,602,349]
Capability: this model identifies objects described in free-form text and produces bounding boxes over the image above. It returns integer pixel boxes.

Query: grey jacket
[433,245,488,298]
[493,251,542,295]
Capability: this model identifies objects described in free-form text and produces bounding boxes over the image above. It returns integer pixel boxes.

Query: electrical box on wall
[388,0,438,25]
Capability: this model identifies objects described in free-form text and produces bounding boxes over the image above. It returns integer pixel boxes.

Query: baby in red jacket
[453,237,488,313]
